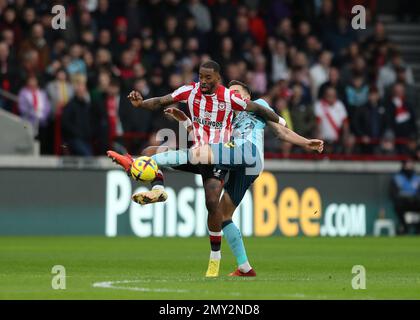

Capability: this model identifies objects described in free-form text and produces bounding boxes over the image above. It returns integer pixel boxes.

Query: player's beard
[201,83,215,94]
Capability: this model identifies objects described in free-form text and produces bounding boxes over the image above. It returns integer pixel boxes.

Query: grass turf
[0,236,419,299]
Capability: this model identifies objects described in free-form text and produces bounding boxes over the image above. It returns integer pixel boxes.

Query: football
[130,156,159,182]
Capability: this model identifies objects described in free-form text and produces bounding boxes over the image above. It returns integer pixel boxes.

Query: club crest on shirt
[218,102,226,110]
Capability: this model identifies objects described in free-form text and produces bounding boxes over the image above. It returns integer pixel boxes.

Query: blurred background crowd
[0,0,419,158]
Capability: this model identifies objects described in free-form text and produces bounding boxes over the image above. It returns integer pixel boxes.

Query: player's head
[228,80,251,100]
[199,60,221,94]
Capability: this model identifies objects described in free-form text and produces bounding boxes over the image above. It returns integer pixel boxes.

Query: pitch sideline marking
[92,279,308,298]
[93,280,189,293]
[92,279,243,296]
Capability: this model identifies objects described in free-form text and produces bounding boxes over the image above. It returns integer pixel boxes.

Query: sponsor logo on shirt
[193,116,223,128]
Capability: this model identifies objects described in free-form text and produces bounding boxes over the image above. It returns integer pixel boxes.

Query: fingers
[127,90,142,101]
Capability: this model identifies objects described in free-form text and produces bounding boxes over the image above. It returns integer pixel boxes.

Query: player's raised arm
[245,100,286,125]
[164,107,193,134]
[127,90,175,110]
[128,83,195,111]
[268,122,324,153]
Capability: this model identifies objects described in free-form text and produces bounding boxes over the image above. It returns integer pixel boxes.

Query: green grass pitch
[1,236,419,299]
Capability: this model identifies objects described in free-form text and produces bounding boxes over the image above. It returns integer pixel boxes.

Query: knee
[206,197,220,214]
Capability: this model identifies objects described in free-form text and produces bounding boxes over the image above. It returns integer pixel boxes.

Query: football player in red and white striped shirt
[116,60,283,277]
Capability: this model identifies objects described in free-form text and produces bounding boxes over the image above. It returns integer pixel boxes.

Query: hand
[164,107,189,122]
[127,90,143,108]
[305,139,324,153]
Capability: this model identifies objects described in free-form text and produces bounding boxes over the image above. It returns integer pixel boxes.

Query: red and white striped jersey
[171,82,247,146]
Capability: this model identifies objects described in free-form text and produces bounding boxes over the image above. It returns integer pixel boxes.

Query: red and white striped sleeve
[229,92,247,111]
[170,83,195,103]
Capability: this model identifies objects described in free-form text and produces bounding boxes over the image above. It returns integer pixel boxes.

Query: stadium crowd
[0,0,419,158]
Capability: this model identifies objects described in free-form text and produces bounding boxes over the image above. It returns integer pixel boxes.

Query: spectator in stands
[318,66,345,102]
[18,75,51,133]
[294,20,311,51]
[289,83,316,147]
[315,86,352,153]
[94,0,114,31]
[274,97,293,156]
[385,66,420,116]
[249,55,267,96]
[390,158,420,234]
[377,51,414,96]
[248,8,267,47]
[113,16,129,55]
[304,35,322,66]
[118,49,135,89]
[46,68,74,155]
[317,0,336,40]
[269,38,289,83]
[310,50,333,100]
[0,41,18,113]
[18,75,51,153]
[19,23,50,71]
[67,43,87,77]
[61,76,93,156]
[46,68,74,115]
[386,82,417,154]
[121,77,153,139]
[214,36,237,68]
[188,0,212,33]
[233,14,255,54]
[0,6,22,44]
[1,28,16,55]
[353,87,388,154]
[0,0,416,158]
[92,77,125,154]
[340,55,368,85]
[344,75,369,117]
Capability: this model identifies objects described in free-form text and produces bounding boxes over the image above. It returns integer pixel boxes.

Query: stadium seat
[373,219,396,237]
[404,212,420,234]
[0,109,37,155]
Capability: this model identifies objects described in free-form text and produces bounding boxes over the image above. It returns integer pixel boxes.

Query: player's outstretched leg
[131,150,168,205]
[107,149,168,205]
[132,170,167,205]
[107,150,133,174]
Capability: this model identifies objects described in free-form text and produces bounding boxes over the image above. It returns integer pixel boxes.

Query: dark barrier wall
[0,169,397,236]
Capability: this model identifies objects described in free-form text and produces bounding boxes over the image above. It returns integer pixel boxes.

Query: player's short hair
[228,80,251,96]
[200,60,220,74]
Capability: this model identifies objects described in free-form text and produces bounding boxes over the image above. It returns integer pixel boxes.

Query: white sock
[238,261,252,273]
[152,185,164,191]
[210,250,221,260]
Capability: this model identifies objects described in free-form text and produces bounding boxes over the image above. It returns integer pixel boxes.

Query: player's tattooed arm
[268,122,324,153]
[127,91,175,110]
[245,100,286,125]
